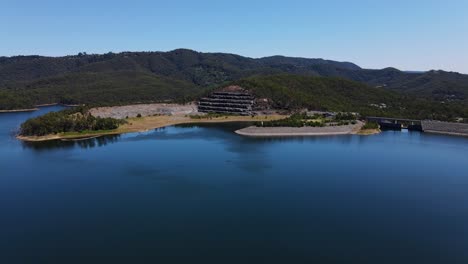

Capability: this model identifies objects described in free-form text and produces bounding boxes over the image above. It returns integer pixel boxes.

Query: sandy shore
[235,121,365,137]
[17,114,287,142]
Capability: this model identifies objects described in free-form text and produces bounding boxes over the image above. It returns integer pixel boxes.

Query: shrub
[362,122,379,130]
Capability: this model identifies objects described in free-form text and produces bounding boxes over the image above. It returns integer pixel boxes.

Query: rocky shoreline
[235,122,366,137]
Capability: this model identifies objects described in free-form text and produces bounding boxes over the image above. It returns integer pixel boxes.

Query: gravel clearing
[90,103,198,119]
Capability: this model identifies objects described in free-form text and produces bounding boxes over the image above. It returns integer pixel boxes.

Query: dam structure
[366,116,468,136]
[366,116,423,131]
[198,86,255,115]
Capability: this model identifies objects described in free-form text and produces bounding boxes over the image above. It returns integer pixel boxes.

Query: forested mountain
[0,49,361,89]
[0,49,467,112]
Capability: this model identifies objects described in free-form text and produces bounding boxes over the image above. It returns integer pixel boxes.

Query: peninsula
[17,103,288,142]
[17,101,380,142]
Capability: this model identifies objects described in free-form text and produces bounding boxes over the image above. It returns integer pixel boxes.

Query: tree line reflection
[22,134,121,151]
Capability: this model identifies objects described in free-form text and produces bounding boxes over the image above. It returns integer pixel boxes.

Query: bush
[362,122,379,130]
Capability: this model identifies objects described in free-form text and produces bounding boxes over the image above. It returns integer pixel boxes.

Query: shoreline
[0,108,39,113]
[12,103,466,141]
[15,117,387,142]
[356,128,381,135]
[0,103,81,113]
[15,116,468,141]
[34,103,60,107]
[17,114,287,142]
[236,130,354,137]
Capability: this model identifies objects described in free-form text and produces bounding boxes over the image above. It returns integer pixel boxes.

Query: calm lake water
[1,106,468,264]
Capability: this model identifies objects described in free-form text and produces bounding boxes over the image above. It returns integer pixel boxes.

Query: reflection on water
[21,134,121,151]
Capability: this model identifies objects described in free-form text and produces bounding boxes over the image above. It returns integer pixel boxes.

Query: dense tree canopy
[0,90,33,110]
[19,107,125,136]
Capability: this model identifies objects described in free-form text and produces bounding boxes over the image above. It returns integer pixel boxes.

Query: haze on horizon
[1,0,467,73]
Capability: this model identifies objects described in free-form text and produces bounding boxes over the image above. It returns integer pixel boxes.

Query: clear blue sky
[1,0,467,73]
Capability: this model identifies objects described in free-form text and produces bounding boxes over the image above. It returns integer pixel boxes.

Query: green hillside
[1,49,467,110]
[10,71,201,107]
[0,50,466,120]
[0,90,33,110]
[233,75,467,120]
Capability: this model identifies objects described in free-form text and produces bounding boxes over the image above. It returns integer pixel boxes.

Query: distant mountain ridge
[0,49,361,87]
[0,49,467,111]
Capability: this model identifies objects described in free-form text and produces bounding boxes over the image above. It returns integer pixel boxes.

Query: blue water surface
[1,106,467,264]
